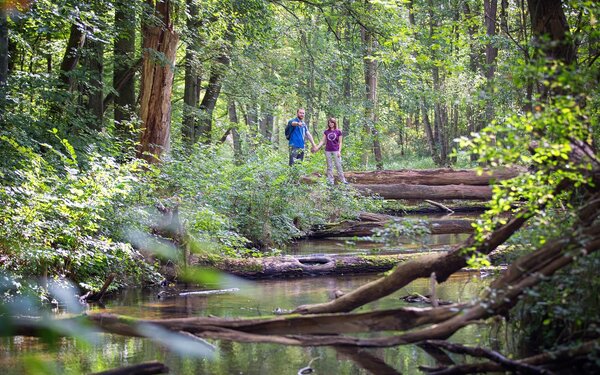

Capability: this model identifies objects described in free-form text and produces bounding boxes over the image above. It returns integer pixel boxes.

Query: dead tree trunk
[341,168,522,185]
[353,183,493,200]
[137,1,179,163]
[307,214,474,238]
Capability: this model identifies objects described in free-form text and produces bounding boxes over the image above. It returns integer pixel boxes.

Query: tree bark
[113,0,136,129]
[0,6,8,86]
[137,1,179,163]
[307,214,474,239]
[197,252,436,279]
[484,0,498,125]
[84,37,104,126]
[528,0,575,64]
[341,168,522,185]
[227,100,243,164]
[198,53,230,143]
[353,183,492,200]
[360,24,383,170]
[59,23,86,89]
[182,0,202,145]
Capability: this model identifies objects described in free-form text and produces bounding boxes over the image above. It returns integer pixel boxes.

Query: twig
[425,199,454,213]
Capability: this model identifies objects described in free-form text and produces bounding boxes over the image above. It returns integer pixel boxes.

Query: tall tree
[484,0,498,125]
[197,51,230,143]
[227,100,243,164]
[0,6,8,86]
[59,23,86,90]
[528,0,575,65]
[360,23,383,170]
[84,36,104,125]
[113,0,137,129]
[137,0,179,163]
[182,0,202,145]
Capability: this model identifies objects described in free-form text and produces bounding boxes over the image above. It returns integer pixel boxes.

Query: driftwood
[302,168,523,185]
[352,183,493,200]
[307,213,474,238]
[91,361,169,375]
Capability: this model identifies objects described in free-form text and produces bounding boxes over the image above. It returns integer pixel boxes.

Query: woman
[313,117,348,184]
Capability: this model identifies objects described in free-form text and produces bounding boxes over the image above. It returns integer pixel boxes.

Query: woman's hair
[327,117,338,130]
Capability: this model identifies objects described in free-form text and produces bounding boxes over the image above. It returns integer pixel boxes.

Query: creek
[1,213,513,374]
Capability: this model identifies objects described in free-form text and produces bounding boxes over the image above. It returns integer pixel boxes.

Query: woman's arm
[314,133,326,151]
[338,135,343,153]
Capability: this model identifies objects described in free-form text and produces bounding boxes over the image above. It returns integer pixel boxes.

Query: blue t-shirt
[288,117,307,148]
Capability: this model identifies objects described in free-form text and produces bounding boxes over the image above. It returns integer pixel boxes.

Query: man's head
[297,108,305,120]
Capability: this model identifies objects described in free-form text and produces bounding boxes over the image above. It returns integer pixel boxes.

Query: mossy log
[353,183,493,200]
[196,253,430,279]
[307,213,474,238]
[301,168,523,185]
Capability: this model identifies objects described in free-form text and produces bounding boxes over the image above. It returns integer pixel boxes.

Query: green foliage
[511,252,600,353]
[0,135,161,293]
[158,143,378,255]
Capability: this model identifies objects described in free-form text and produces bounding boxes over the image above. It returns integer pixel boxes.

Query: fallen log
[302,168,523,185]
[196,252,430,279]
[308,214,474,239]
[353,183,493,200]
[91,361,169,375]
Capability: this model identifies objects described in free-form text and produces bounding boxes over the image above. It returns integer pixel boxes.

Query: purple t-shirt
[324,129,342,152]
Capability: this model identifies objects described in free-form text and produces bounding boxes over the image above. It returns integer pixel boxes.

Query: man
[287,108,316,166]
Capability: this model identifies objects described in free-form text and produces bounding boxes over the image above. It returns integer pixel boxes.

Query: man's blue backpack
[285,122,294,140]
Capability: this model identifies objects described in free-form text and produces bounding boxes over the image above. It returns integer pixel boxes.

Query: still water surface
[1,271,503,375]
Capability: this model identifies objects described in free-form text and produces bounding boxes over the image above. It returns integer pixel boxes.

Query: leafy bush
[0,135,161,292]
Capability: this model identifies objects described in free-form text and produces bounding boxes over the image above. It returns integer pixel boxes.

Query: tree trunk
[342,56,352,136]
[302,168,522,185]
[0,6,8,86]
[228,100,243,164]
[353,183,493,200]
[182,0,202,145]
[137,1,179,163]
[84,37,104,126]
[59,23,86,89]
[198,53,230,143]
[422,101,442,166]
[113,0,137,129]
[197,252,436,279]
[528,0,575,64]
[307,215,474,239]
[360,24,383,170]
[484,0,498,125]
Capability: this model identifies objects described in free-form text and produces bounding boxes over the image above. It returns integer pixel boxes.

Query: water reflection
[1,273,502,374]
